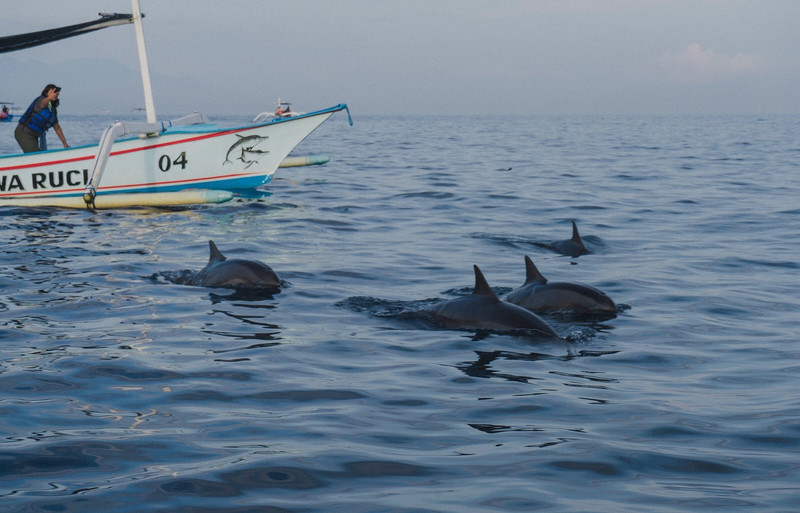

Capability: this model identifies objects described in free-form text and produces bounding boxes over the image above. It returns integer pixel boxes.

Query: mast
[131,0,156,123]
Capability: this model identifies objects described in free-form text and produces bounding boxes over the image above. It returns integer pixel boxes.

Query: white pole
[131,0,156,123]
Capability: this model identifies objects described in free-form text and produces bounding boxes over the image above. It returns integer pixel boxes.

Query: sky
[2,0,799,116]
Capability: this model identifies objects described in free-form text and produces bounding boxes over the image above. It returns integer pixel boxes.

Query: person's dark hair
[41,84,61,96]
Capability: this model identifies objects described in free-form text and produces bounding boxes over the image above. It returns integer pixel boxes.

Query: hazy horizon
[3,1,799,117]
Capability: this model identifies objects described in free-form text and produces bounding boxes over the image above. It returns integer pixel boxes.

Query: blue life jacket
[19,96,58,135]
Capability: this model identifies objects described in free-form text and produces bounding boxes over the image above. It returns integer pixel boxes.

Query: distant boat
[0,4,350,208]
[253,98,305,123]
[0,102,13,122]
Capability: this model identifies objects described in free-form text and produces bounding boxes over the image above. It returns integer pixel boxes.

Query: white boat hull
[0,105,344,200]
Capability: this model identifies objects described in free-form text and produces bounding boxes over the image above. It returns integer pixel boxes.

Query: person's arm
[53,122,69,148]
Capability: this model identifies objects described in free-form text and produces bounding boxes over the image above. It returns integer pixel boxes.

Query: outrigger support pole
[83,121,163,208]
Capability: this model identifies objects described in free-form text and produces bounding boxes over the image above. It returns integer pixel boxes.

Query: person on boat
[275,105,284,116]
[14,84,69,153]
[0,106,9,120]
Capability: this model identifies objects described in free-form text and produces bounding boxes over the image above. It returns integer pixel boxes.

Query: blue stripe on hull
[116,175,274,194]
[42,174,273,198]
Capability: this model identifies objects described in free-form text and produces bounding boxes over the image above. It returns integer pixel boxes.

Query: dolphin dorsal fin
[208,240,226,263]
[571,220,587,251]
[523,255,548,284]
[473,265,499,300]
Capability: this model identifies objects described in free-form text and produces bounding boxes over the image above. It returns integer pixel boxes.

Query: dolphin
[549,220,591,257]
[190,240,281,289]
[428,265,559,338]
[506,255,617,318]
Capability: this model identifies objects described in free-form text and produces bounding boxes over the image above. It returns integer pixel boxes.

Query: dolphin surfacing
[429,265,559,338]
[550,220,591,257]
[506,255,616,318]
[190,240,281,289]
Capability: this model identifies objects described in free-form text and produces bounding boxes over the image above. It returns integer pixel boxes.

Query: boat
[0,102,13,122]
[0,4,350,208]
[253,97,305,123]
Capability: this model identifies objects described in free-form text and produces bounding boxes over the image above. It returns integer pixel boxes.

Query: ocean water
[1,113,799,512]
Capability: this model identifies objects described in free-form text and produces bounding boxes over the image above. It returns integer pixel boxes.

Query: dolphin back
[550,220,591,257]
[191,240,281,289]
[507,255,616,317]
[194,259,281,289]
[430,295,558,336]
[428,265,559,337]
[508,281,616,315]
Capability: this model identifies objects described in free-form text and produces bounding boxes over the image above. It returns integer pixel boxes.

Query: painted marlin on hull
[506,255,616,318]
[429,265,559,338]
[223,135,270,169]
[190,240,281,289]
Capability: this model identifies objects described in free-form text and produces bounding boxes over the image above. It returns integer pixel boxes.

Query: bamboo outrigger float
[0,3,350,209]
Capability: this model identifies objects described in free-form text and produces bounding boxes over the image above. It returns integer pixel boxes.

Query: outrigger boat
[0,3,350,208]
[253,97,304,123]
[0,102,13,122]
